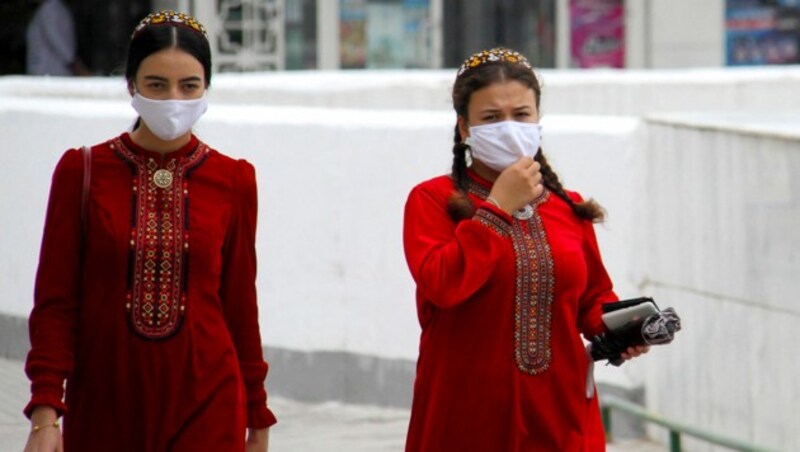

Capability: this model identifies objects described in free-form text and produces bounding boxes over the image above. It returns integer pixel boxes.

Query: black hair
[448,56,605,223]
[125,24,212,87]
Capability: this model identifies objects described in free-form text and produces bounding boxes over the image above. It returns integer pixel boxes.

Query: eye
[147,81,165,90]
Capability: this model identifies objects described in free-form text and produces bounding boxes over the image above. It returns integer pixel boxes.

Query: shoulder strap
[81,145,91,238]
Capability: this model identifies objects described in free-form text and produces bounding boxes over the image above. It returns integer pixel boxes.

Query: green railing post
[600,394,772,452]
[669,430,682,452]
[601,405,612,440]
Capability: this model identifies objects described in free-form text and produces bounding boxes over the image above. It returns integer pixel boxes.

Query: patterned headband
[132,10,208,39]
[457,47,533,77]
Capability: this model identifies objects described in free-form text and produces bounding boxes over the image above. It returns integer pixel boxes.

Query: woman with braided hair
[402,48,648,451]
[23,11,275,452]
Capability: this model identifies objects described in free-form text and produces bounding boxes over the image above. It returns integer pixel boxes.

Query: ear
[127,79,135,97]
[457,115,470,142]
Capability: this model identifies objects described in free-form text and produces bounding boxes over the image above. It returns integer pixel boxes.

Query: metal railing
[600,394,775,452]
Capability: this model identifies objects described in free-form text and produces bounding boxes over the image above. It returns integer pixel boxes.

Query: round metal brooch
[153,169,174,189]
[512,204,534,220]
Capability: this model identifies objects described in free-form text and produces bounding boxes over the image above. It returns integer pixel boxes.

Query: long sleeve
[403,181,513,309]
[219,159,277,429]
[24,149,83,418]
[575,204,617,339]
[41,1,77,66]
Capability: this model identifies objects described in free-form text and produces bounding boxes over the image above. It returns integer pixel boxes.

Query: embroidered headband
[457,47,533,77]
[132,10,208,39]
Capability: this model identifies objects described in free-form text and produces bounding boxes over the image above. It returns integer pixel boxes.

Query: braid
[535,150,606,223]
[447,124,476,222]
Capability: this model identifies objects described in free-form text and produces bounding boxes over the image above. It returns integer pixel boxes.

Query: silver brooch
[512,204,534,220]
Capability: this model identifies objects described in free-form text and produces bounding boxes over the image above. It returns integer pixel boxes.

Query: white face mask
[464,121,542,172]
[131,91,208,141]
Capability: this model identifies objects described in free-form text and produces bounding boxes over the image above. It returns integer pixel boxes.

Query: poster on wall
[366,2,404,68]
[340,0,367,68]
[726,0,800,65]
[569,0,625,68]
[403,0,430,68]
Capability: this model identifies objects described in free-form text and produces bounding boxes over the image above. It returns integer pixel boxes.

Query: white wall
[647,0,725,68]
[632,115,800,451]
[6,66,800,116]
[0,93,640,362]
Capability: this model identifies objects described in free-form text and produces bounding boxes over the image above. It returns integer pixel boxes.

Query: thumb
[515,156,535,168]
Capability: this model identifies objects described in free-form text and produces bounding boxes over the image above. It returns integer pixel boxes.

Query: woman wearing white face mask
[402,48,648,452]
[24,11,275,452]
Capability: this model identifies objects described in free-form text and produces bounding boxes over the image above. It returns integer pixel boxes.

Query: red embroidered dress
[25,133,276,451]
[403,171,615,452]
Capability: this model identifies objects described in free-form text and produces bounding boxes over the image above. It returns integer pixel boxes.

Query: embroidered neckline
[111,136,209,340]
[468,179,555,375]
[120,132,199,160]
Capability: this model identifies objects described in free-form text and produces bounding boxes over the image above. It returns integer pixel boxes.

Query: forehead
[469,80,537,109]
[136,47,204,80]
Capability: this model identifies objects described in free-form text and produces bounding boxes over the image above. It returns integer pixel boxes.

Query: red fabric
[403,172,616,452]
[25,133,276,451]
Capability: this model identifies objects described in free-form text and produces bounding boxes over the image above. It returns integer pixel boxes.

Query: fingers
[516,155,534,166]
[621,345,651,361]
[515,156,540,170]
[511,157,541,183]
[515,158,543,196]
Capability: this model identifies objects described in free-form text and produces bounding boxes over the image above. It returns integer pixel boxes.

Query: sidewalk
[0,358,665,451]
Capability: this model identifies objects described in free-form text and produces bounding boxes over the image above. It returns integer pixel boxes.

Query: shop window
[340,0,432,69]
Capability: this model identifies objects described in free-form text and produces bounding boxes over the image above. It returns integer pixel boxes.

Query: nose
[167,85,184,100]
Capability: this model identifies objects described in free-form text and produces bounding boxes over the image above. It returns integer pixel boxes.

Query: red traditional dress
[25,133,277,451]
[403,171,615,452]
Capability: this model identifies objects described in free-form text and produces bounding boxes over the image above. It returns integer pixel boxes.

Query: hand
[23,406,62,452]
[620,345,650,361]
[246,427,269,452]
[487,157,543,214]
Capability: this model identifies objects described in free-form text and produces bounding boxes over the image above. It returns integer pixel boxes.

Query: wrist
[485,196,510,215]
[30,405,58,424]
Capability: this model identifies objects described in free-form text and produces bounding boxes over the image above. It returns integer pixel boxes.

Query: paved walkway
[0,358,666,451]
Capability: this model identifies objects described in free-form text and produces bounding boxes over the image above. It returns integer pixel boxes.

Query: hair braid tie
[447,126,476,221]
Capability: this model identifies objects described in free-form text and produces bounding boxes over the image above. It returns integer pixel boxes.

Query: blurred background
[1,1,799,451]
[3,0,800,76]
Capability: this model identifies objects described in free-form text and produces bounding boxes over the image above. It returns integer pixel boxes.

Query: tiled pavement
[0,358,666,451]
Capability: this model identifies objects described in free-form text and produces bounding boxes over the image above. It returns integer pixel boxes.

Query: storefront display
[726,0,800,65]
[569,0,625,68]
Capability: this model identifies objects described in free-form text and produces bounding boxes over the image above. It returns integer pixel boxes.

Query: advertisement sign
[340,0,430,69]
[726,0,800,65]
[340,0,367,68]
[569,0,625,68]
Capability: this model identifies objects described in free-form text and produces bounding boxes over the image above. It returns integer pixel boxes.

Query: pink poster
[570,0,625,68]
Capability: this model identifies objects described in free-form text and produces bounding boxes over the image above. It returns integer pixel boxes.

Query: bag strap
[81,145,91,238]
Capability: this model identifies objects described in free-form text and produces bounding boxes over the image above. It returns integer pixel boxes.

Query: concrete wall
[5,66,800,115]
[632,114,800,451]
[0,95,641,360]
[649,0,725,68]
[621,0,725,69]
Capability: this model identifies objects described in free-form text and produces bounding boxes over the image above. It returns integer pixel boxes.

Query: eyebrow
[142,75,203,83]
[477,105,534,114]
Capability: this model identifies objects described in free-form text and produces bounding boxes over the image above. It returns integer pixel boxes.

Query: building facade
[1,0,798,75]
[155,0,799,72]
